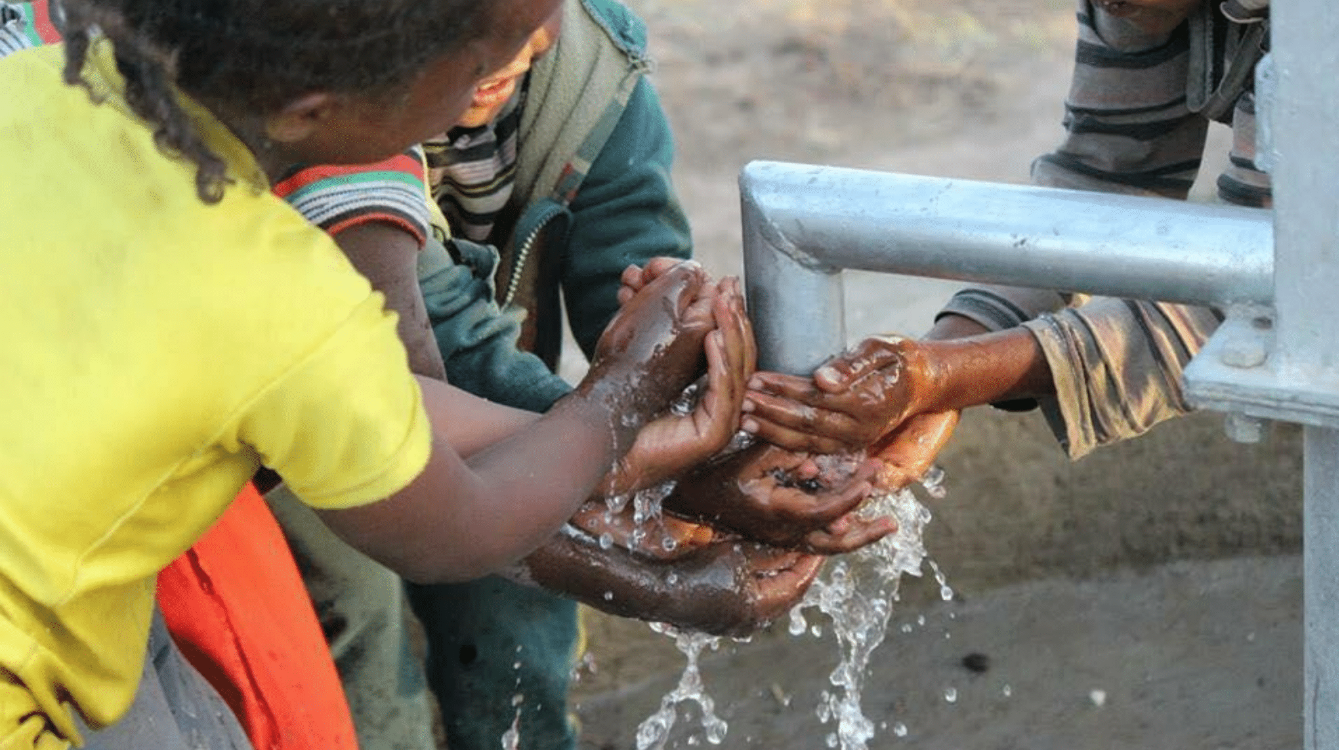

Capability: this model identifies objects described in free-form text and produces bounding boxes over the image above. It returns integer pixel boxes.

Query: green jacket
[418,0,692,412]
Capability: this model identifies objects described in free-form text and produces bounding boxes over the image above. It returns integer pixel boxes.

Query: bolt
[1220,337,1268,368]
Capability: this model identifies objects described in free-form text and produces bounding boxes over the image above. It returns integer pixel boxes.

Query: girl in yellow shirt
[0,0,758,747]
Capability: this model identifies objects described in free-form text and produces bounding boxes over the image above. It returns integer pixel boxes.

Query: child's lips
[472,76,519,107]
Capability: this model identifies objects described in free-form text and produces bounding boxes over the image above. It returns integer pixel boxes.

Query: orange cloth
[157,485,359,750]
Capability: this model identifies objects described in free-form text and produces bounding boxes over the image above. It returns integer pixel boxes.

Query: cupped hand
[585,261,716,420]
[662,442,895,554]
[662,540,825,637]
[741,336,932,454]
[568,499,715,561]
[601,277,757,495]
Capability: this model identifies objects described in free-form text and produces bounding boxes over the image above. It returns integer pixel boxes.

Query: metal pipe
[1268,3,1339,747]
[740,161,1275,374]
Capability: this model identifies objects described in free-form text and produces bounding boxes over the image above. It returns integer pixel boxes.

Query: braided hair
[55,0,493,202]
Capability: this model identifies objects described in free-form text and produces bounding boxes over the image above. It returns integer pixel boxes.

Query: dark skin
[319,262,725,582]
[521,522,824,638]
[741,317,1056,486]
[659,442,892,553]
[620,260,896,552]
[328,221,821,627]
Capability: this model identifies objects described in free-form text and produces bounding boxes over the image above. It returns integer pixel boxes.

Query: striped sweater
[938,0,1269,458]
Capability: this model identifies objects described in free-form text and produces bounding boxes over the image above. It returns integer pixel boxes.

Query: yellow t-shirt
[0,43,432,747]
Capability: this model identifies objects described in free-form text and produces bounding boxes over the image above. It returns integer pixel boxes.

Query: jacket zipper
[503,205,562,307]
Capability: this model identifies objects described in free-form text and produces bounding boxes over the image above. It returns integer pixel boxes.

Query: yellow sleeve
[237,292,433,510]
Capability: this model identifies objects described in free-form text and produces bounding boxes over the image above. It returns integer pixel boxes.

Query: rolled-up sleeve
[1022,298,1221,458]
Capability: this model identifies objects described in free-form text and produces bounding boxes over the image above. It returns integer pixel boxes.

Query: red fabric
[158,484,359,750]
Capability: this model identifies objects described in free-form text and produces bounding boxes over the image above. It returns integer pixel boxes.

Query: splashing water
[634,624,729,750]
[787,467,946,750]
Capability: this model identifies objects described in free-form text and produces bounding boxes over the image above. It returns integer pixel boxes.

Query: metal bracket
[1185,306,1339,431]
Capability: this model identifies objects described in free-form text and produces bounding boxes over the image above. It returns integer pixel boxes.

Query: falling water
[634,624,730,750]
[787,469,947,750]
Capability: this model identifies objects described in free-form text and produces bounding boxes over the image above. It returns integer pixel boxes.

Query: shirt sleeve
[236,292,432,510]
[1022,299,1221,459]
[272,147,435,248]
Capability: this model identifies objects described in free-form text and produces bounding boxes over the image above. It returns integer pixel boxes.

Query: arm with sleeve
[932,0,1231,454]
[419,237,574,413]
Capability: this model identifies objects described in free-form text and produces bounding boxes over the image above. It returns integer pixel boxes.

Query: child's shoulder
[574,0,649,57]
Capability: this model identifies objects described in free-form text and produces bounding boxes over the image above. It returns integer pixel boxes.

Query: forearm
[913,328,1055,414]
[1021,299,1219,457]
[318,376,630,583]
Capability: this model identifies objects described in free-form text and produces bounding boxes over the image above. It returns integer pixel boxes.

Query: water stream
[631,464,951,750]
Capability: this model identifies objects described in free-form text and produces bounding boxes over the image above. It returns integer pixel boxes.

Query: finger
[694,329,741,443]
[731,279,759,381]
[644,256,687,280]
[812,337,907,394]
[740,389,862,454]
[620,263,646,291]
[801,515,898,554]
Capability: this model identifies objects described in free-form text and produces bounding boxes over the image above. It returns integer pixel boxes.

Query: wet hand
[603,277,757,494]
[568,500,714,561]
[741,336,933,456]
[585,261,717,421]
[654,539,826,637]
[663,443,895,554]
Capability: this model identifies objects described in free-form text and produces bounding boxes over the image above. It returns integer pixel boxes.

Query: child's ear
[265,92,337,144]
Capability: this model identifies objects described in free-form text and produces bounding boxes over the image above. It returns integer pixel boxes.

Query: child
[0,0,749,746]
[737,0,1267,482]
[262,2,885,747]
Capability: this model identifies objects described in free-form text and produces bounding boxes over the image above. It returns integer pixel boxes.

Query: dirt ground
[562,0,1305,748]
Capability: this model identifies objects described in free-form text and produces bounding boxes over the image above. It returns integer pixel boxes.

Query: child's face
[1094,0,1203,34]
[455,7,563,129]
[274,0,564,167]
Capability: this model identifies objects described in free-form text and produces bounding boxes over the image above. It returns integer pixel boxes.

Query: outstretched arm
[516,521,825,638]
[316,263,721,583]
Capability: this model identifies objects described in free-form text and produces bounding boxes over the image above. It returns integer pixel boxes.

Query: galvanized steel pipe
[740,161,1275,374]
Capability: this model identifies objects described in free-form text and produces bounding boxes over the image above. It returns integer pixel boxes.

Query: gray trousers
[79,608,253,750]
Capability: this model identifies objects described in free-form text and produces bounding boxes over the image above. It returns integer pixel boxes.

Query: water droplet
[892,722,908,738]
[603,591,613,601]
[1089,689,1107,707]
[943,687,957,704]
[1002,684,1012,698]
[599,532,613,550]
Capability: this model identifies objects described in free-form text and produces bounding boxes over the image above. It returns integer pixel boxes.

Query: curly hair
[55,0,494,202]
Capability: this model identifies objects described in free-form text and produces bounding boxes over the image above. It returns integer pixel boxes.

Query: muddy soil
[562,0,1304,747]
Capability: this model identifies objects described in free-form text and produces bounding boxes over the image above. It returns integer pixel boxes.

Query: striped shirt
[938,0,1270,458]
[423,87,525,244]
[272,149,434,247]
[1032,0,1270,207]
[0,1,60,56]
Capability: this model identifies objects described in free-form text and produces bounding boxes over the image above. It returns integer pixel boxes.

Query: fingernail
[815,366,838,383]
[741,418,758,433]
[741,399,755,413]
